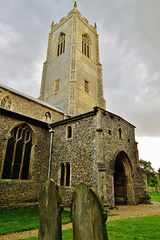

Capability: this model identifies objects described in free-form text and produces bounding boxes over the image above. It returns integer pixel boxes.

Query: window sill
[60,185,72,189]
[1,179,31,182]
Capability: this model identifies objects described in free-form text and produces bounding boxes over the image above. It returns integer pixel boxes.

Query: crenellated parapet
[51,2,97,34]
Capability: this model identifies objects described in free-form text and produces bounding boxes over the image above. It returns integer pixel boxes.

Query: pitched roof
[0,83,67,115]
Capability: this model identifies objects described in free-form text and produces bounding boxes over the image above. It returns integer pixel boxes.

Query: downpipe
[48,125,54,179]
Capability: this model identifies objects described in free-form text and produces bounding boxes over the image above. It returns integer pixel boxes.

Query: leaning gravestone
[71,183,108,240]
[38,179,63,240]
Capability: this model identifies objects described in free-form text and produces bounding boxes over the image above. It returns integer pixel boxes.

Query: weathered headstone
[71,183,108,240]
[38,179,63,240]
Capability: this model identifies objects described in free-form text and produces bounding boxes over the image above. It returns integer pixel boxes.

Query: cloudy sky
[0,0,159,170]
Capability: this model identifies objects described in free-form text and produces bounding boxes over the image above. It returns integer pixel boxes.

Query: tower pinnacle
[74,1,77,9]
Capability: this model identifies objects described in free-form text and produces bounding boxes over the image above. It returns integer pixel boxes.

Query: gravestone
[38,179,63,240]
[71,183,108,240]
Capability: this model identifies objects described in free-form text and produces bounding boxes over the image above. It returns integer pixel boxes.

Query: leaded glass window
[2,124,33,180]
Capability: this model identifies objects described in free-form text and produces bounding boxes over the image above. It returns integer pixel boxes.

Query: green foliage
[0,206,71,235]
[149,193,160,202]
[158,178,160,188]
[158,168,160,179]
[140,159,159,187]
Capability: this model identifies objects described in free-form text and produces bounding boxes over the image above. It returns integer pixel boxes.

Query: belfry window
[2,124,33,180]
[57,32,65,57]
[60,162,70,186]
[82,34,90,58]
[1,96,11,110]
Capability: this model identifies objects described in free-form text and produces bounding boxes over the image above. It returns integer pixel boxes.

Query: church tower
[39,2,106,116]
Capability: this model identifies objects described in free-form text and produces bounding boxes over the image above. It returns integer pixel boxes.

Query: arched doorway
[114,151,134,205]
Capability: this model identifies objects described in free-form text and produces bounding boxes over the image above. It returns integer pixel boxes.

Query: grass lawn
[1,206,160,239]
[19,238,38,240]
[18,228,73,240]
[19,215,160,240]
[0,207,116,236]
[107,215,160,239]
[149,192,160,202]
[0,206,71,236]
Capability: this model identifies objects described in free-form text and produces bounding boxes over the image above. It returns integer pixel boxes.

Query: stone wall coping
[50,109,97,127]
[0,83,67,115]
[50,106,136,129]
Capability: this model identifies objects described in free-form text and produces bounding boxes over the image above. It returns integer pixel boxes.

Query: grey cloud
[0,0,160,137]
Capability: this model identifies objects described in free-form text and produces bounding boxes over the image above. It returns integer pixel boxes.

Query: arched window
[2,124,33,180]
[60,162,70,186]
[1,96,11,110]
[82,34,90,58]
[45,111,51,123]
[57,32,65,57]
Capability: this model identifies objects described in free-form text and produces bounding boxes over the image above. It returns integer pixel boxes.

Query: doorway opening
[114,151,134,205]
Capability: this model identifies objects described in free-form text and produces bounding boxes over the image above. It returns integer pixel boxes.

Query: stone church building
[0,2,149,209]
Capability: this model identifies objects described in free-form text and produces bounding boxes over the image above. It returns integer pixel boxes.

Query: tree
[158,168,160,179]
[139,159,159,187]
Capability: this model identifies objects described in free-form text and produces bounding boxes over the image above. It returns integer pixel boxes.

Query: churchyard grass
[0,206,115,236]
[18,215,160,240]
[0,207,39,235]
[61,209,71,224]
[107,215,160,239]
[149,192,160,202]
[1,206,160,239]
[0,207,71,235]
[18,229,74,240]
[19,238,37,240]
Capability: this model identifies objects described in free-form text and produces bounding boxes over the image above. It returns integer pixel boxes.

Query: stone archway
[114,151,135,205]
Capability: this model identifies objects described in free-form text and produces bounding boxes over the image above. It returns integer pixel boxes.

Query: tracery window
[60,162,70,186]
[1,96,11,110]
[57,32,65,57]
[2,124,33,180]
[45,111,51,123]
[82,34,90,58]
